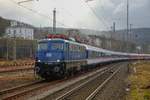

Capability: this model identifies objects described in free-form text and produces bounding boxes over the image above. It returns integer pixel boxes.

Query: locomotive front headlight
[57,59,60,62]
[38,60,41,62]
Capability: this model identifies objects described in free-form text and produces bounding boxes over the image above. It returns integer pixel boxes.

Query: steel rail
[86,66,121,100]
[55,65,116,100]
[0,80,43,96]
[1,80,63,100]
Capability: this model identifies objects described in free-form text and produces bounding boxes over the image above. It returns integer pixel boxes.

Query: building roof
[6,26,34,29]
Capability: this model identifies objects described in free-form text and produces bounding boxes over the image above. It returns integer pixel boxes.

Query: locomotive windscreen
[51,43,64,50]
[38,42,48,51]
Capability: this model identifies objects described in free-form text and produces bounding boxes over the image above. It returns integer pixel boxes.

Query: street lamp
[18,0,39,4]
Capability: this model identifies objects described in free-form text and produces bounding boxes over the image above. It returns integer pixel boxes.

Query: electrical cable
[82,0,110,30]
[8,0,70,27]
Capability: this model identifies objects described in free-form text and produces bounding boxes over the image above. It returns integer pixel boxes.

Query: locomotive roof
[38,38,85,47]
[38,38,67,42]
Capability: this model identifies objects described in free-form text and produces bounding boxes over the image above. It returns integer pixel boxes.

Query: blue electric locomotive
[35,39,87,79]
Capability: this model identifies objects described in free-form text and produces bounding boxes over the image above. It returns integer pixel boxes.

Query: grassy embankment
[127,61,150,100]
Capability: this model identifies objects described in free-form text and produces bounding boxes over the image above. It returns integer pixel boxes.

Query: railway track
[0,68,104,100]
[0,62,124,100]
[0,80,44,100]
[39,63,124,100]
[0,80,42,95]
[86,66,121,100]
[55,65,120,100]
[0,79,64,100]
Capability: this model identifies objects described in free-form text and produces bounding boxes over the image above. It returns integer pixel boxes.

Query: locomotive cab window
[38,42,48,51]
[51,43,64,50]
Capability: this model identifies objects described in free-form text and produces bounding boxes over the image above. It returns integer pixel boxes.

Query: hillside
[1,16,150,46]
[116,28,150,45]
[98,28,150,45]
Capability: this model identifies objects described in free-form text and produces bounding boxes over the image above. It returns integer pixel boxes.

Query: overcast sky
[0,0,150,31]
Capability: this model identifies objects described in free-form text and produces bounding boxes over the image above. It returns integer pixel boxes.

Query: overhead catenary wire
[56,8,79,28]
[97,0,113,23]
[8,0,70,27]
[9,0,111,30]
[82,0,111,30]
[51,0,111,30]
[49,0,86,29]
[62,0,111,30]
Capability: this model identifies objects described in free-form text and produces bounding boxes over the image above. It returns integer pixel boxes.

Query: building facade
[5,20,34,40]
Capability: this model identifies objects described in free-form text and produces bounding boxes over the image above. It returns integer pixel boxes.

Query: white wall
[5,27,34,39]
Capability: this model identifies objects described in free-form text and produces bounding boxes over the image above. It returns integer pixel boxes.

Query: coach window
[99,52,101,56]
[101,53,105,57]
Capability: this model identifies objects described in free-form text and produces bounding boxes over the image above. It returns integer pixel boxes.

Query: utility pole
[126,0,129,52]
[113,22,116,33]
[129,24,132,41]
[6,38,8,60]
[13,31,16,61]
[130,24,132,32]
[110,22,116,50]
[110,22,116,39]
[53,8,56,34]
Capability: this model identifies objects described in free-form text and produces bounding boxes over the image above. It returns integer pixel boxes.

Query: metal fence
[0,38,37,60]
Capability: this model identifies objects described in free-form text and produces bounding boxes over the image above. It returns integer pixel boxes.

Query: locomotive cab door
[65,42,69,61]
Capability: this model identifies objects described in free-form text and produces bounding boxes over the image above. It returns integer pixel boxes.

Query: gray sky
[0,0,150,31]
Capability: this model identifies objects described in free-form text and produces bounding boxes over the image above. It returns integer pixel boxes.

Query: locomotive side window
[51,43,64,50]
[64,43,67,51]
[69,44,73,51]
[69,44,77,51]
[38,42,48,51]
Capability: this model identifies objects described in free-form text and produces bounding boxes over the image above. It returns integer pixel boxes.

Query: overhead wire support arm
[18,0,35,4]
